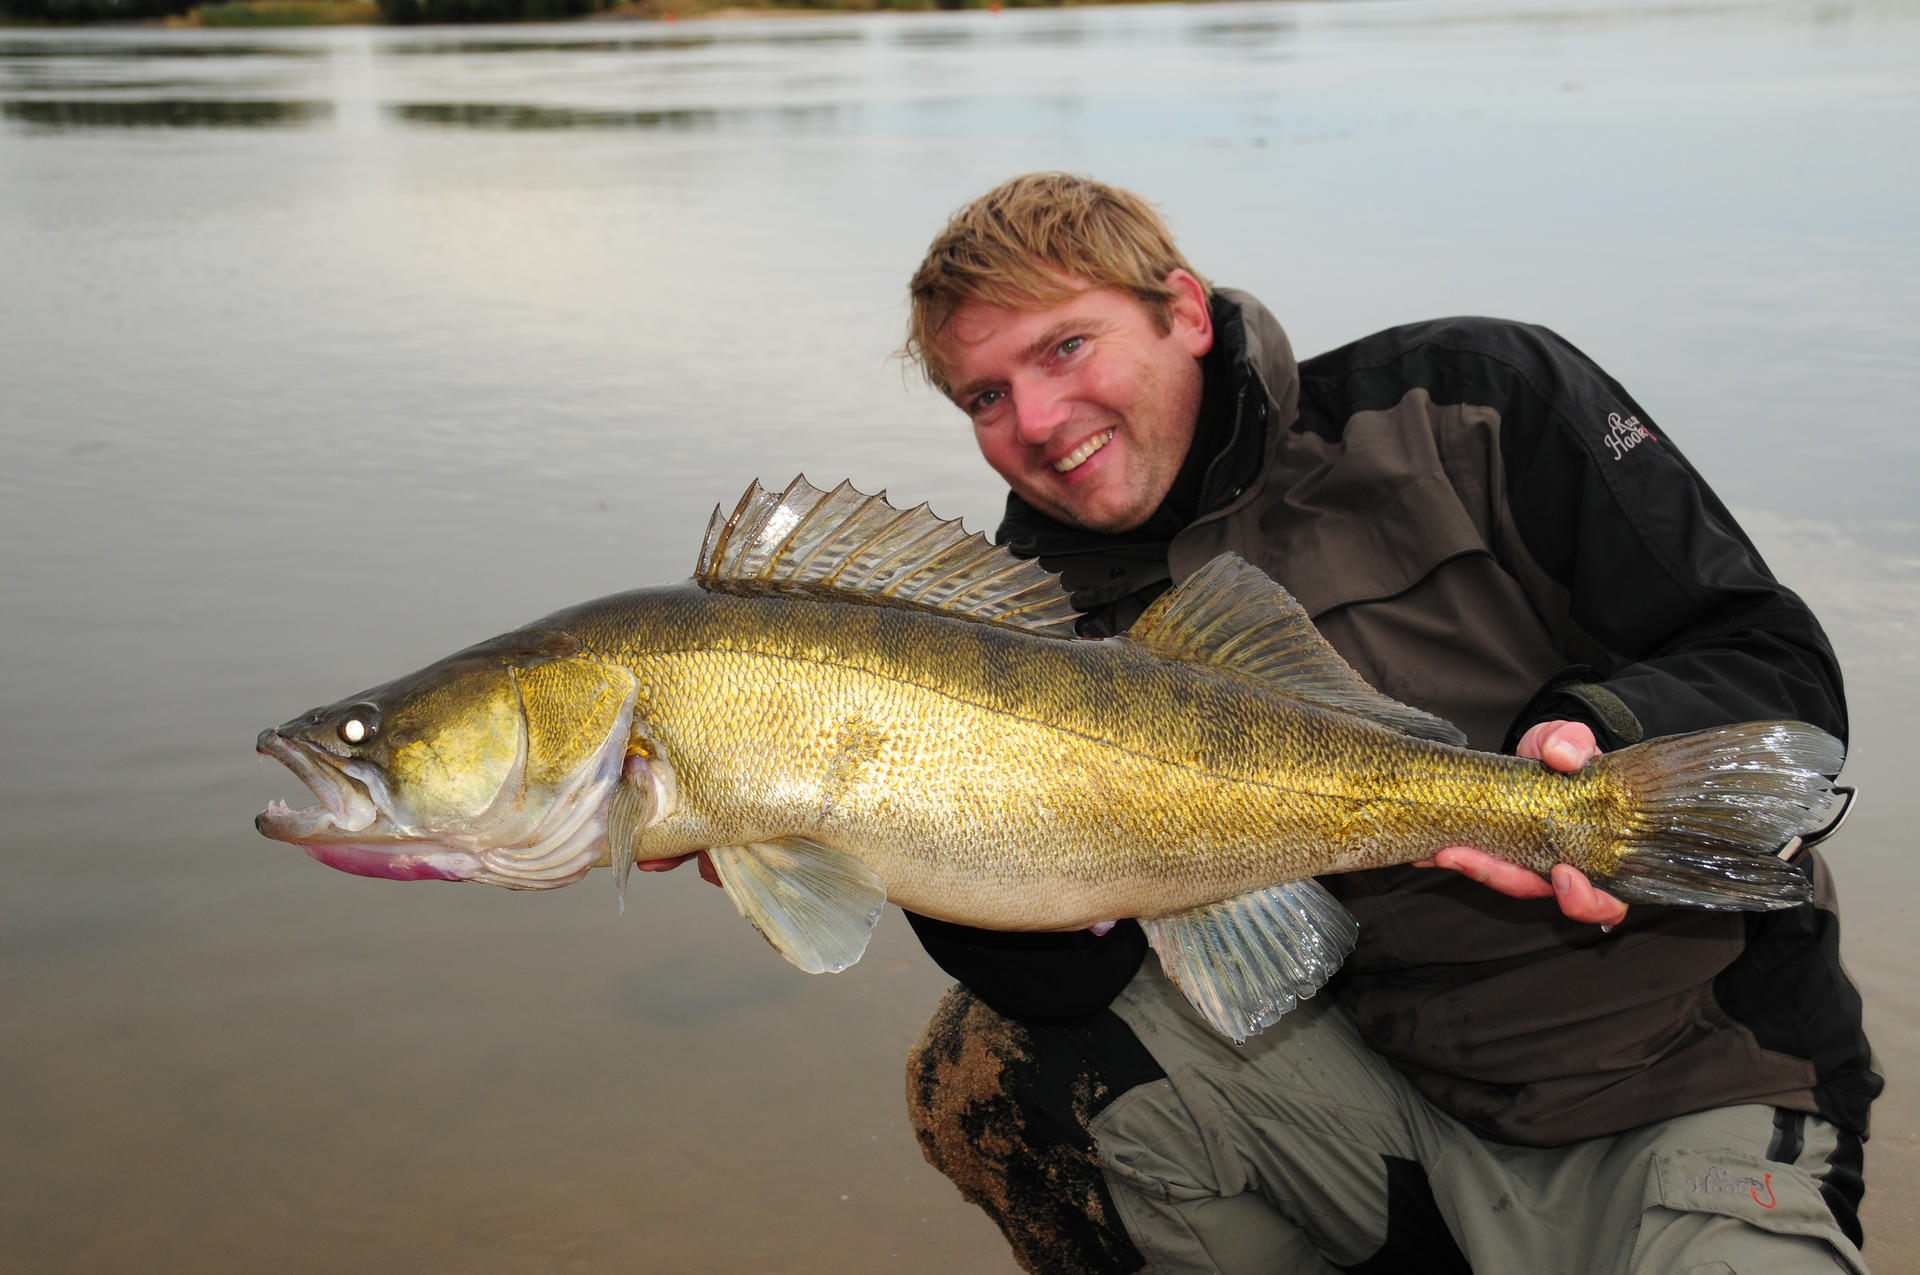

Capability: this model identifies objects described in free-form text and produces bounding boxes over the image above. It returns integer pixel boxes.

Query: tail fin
[1594,721,1845,910]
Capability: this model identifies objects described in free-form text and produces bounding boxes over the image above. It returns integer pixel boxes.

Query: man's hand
[635,851,721,888]
[1412,720,1629,928]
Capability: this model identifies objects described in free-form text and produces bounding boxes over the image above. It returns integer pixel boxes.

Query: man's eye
[1056,337,1084,358]
[970,389,1005,415]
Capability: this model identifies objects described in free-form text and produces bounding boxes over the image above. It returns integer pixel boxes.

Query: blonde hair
[903,173,1211,395]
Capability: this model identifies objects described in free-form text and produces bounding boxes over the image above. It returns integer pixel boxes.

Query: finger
[1550,864,1630,926]
[635,854,696,873]
[1519,720,1600,772]
[1430,847,1556,899]
[696,851,721,889]
[1542,725,1599,774]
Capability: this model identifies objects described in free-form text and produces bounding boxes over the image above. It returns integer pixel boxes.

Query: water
[3,0,1918,1268]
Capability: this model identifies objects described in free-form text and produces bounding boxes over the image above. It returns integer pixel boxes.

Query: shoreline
[0,0,1181,31]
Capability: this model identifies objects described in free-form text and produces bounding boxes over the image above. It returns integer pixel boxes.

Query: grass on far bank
[0,0,1111,27]
[164,0,1086,26]
[598,0,1015,15]
[171,0,374,23]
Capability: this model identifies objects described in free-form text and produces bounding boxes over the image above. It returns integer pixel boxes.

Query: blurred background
[3,0,1916,1268]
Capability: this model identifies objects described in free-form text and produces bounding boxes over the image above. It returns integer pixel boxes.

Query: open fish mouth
[255,729,383,840]
[254,730,481,882]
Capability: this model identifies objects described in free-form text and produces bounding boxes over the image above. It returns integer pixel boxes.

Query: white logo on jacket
[1603,411,1655,461]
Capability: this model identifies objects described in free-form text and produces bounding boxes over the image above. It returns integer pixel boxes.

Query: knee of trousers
[905,984,1166,1275]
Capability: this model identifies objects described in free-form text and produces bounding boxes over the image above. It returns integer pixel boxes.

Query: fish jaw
[255,729,385,842]
[255,729,476,881]
[300,840,481,882]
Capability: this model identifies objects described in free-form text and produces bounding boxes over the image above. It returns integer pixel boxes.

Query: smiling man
[942,265,1210,534]
[899,174,1878,1275]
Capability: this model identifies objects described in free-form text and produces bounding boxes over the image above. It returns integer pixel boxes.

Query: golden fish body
[574,584,1583,929]
[258,478,1843,1039]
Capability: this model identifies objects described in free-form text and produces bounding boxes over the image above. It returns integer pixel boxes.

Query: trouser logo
[1687,1165,1777,1209]
[1602,411,1656,461]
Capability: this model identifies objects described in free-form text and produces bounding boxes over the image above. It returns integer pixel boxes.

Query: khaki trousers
[908,957,1870,1275]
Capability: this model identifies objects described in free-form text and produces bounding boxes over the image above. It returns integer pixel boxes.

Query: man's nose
[1011,380,1071,445]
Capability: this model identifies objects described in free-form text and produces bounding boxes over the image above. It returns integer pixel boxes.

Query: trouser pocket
[1634,1147,1867,1275]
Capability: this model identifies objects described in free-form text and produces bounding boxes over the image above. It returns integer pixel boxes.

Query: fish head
[256,627,637,889]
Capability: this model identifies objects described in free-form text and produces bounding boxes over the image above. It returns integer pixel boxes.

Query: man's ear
[1165,269,1214,358]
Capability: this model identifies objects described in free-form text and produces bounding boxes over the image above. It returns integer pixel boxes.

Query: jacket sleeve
[904,912,1149,1022]
[1475,321,1847,748]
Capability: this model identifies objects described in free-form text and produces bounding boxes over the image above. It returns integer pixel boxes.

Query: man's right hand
[1413,719,1629,928]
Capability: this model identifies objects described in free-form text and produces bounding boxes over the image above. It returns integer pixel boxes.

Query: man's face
[940,269,1213,534]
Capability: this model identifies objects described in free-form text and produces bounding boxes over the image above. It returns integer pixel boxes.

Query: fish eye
[338,704,381,746]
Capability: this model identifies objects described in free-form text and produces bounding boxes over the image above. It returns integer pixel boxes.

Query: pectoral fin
[1144,879,1359,1043]
[608,721,679,911]
[708,838,888,974]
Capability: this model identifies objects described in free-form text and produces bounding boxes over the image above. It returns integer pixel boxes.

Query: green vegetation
[3,0,198,22]
[2,0,1131,25]
[189,0,376,22]
[377,0,594,21]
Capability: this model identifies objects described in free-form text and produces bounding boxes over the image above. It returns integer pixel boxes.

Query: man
[896,173,1878,1274]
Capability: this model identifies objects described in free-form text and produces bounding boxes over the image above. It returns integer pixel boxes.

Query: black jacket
[909,290,1879,1147]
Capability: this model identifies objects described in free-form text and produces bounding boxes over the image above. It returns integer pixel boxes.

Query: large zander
[256,477,1845,1039]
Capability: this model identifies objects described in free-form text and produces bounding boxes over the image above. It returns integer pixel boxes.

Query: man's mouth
[1051,429,1115,474]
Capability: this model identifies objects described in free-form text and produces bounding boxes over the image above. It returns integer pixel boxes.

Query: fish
[256,476,1847,1041]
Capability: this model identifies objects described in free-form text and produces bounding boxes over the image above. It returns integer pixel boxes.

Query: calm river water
[3,0,1917,1269]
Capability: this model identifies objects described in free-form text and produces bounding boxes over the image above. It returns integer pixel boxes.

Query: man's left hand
[1413,720,1630,928]
[635,850,722,888]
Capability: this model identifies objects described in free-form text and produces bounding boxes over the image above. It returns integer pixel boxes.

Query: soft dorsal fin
[695,476,1082,637]
[1125,554,1469,746]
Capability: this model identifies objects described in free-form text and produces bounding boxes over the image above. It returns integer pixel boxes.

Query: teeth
[1052,429,1114,474]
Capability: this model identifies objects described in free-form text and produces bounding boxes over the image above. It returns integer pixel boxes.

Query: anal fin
[709,837,888,974]
[1144,879,1358,1043]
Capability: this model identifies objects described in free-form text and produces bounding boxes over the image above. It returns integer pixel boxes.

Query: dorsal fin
[695,476,1082,637]
[1125,554,1469,746]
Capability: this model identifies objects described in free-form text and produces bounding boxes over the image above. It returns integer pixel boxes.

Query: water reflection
[388,99,849,129]
[611,956,795,1028]
[2,97,332,128]
[380,28,863,57]
[0,77,219,92]
[1187,16,1300,45]
[1010,20,1096,46]
[893,27,977,47]
[390,100,722,130]
[0,39,323,60]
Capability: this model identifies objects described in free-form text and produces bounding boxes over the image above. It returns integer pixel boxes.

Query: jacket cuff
[1502,666,1645,754]
[904,911,1148,1022]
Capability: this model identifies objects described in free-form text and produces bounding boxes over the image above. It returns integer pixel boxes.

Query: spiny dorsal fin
[1125,554,1469,746]
[696,476,1081,637]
